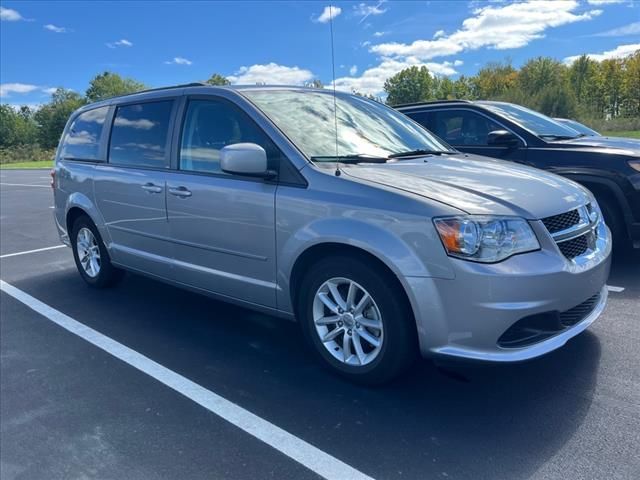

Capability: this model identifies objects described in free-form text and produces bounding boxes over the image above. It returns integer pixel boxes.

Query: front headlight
[628,160,640,172]
[434,216,540,263]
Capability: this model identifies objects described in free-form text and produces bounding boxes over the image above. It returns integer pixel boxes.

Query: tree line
[383,51,640,130]
[1,51,638,156]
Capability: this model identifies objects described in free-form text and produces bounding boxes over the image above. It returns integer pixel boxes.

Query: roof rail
[394,99,472,108]
[112,82,210,100]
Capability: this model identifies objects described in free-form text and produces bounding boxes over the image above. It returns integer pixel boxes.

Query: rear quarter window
[108,101,173,168]
[60,106,109,161]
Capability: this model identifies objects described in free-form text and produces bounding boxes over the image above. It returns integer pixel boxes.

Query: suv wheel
[298,256,416,384]
[596,195,627,250]
[71,216,124,288]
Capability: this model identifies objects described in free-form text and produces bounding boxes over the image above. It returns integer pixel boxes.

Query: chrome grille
[558,234,589,259]
[541,209,581,234]
[541,204,598,261]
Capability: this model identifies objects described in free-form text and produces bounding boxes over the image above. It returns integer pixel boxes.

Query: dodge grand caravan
[53,85,611,383]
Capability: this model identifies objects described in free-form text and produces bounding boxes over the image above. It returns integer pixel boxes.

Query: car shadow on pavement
[7,266,605,480]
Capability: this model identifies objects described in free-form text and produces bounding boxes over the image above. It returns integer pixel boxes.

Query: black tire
[71,215,124,288]
[297,255,417,385]
[596,195,628,251]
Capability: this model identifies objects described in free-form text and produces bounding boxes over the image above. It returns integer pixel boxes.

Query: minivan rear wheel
[71,216,124,288]
[298,256,417,384]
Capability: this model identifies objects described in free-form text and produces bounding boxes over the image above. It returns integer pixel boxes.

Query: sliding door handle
[141,183,163,193]
[168,186,192,198]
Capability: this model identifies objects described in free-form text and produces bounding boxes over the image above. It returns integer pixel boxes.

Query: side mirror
[487,130,519,148]
[220,143,275,178]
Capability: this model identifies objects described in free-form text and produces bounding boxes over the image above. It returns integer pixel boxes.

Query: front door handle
[168,186,192,198]
[141,182,163,193]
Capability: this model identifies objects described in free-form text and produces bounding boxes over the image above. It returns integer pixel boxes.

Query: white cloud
[315,5,342,23]
[586,0,625,4]
[333,58,461,96]
[371,0,602,60]
[164,56,193,65]
[228,63,314,85]
[354,1,388,23]
[349,65,358,75]
[594,21,640,37]
[373,31,386,37]
[564,43,640,64]
[0,6,24,21]
[0,102,43,110]
[106,39,133,48]
[0,83,39,98]
[0,83,67,98]
[113,117,156,130]
[433,29,445,39]
[44,24,67,33]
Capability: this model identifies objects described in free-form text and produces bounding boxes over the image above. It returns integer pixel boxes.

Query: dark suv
[398,100,640,248]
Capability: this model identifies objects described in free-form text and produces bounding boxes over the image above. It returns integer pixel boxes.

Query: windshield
[243,90,453,160]
[555,119,599,136]
[479,102,581,139]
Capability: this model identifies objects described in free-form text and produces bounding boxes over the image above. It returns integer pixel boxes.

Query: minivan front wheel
[71,216,123,288]
[298,256,416,384]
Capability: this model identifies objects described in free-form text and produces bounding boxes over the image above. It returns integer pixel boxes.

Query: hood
[342,154,590,219]
[555,135,640,155]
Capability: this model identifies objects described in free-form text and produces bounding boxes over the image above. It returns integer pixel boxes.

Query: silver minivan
[53,85,611,383]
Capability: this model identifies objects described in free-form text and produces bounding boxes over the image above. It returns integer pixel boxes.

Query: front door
[166,97,279,307]
[425,109,527,163]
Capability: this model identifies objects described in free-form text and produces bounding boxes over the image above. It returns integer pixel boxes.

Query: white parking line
[0,183,50,188]
[607,285,625,293]
[0,280,373,480]
[0,245,67,259]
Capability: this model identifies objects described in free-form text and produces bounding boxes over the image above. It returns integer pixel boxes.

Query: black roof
[394,99,473,109]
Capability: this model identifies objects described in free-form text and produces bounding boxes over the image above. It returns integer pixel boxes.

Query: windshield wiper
[310,154,388,164]
[539,134,582,140]
[388,149,456,158]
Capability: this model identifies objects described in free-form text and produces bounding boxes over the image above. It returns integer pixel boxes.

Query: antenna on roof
[328,5,341,177]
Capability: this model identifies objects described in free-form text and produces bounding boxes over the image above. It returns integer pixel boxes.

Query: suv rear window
[60,106,109,161]
[109,101,173,168]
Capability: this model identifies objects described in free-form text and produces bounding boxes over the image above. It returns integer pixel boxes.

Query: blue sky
[1,0,639,106]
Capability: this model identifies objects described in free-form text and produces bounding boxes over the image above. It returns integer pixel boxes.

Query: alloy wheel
[76,227,101,278]
[312,277,384,366]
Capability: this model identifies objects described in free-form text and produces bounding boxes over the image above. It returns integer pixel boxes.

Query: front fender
[276,217,454,314]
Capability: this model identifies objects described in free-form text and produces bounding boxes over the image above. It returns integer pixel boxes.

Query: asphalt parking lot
[1,169,639,480]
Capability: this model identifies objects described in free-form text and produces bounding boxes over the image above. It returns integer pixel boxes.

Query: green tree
[471,61,518,99]
[518,57,565,95]
[434,77,455,100]
[383,66,434,105]
[452,75,474,99]
[306,79,324,88]
[34,88,86,148]
[85,72,147,102]
[206,73,231,86]
[599,58,624,117]
[0,105,38,147]
[621,51,640,117]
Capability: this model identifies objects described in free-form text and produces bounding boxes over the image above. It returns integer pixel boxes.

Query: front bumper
[406,218,611,362]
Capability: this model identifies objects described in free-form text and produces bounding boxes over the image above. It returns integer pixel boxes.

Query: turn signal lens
[434,216,540,263]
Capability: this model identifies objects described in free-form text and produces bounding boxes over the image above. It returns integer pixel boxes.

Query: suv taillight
[50,169,55,189]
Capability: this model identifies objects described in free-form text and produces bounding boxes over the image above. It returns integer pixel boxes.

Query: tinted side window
[61,107,109,160]
[180,99,280,174]
[109,101,173,168]
[432,110,502,146]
